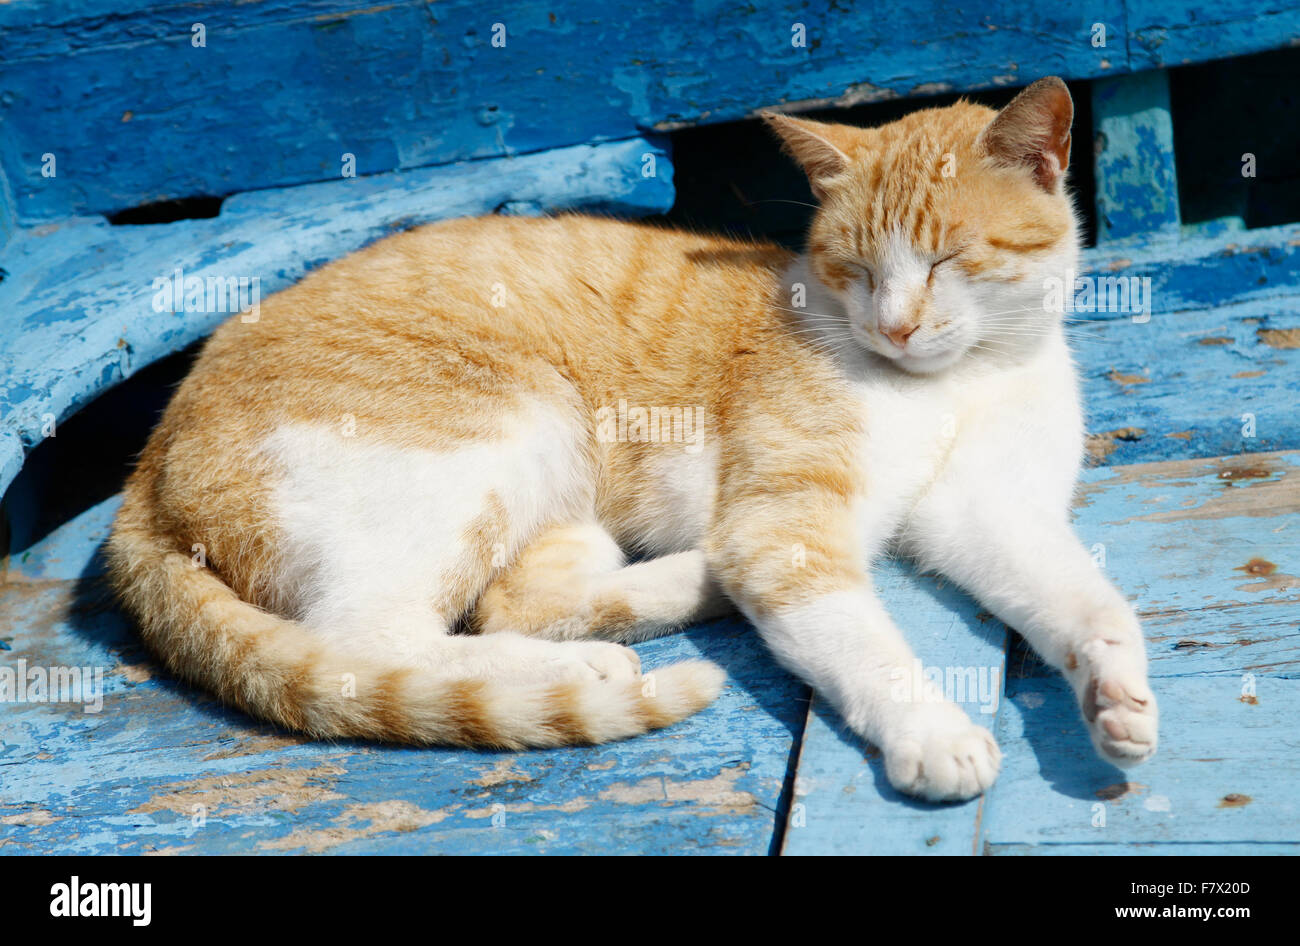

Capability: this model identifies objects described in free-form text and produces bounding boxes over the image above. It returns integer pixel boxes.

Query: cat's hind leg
[260,410,647,681]
[474,522,732,643]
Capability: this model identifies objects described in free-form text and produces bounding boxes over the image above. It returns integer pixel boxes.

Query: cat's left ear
[979,77,1073,191]
[763,112,861,200]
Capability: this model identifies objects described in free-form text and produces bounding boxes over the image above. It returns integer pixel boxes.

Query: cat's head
[766,77,1078,374]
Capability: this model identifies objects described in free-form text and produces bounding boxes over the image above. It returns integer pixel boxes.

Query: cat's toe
[1084,676,1158,766]
[572,641,642,683]
[885,719,1001,802]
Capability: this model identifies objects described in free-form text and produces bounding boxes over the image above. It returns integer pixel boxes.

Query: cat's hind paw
[884,715,1001,802]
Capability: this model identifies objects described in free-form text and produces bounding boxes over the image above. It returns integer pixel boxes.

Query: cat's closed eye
[928,252,959,284]
[853,262,877,290]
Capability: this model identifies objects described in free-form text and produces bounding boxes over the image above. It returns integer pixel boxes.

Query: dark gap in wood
[1170,46,1300,231]
[108,195,224,225]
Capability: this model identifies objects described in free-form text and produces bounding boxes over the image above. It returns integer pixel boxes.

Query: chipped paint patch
[1085,427,1145,463]
[116,662,152,683]
[0,808,59,826]
[201,731,309,761]
[1096,781,1147,801]
[470,758,534,787]
[1093,454,1297,525]
[127,764,347,817]
[1233,557,1300,594]
[595,764,755,814]
[259,800,450,853]
[1108,370,1150,385]
[1218,793,1252,808]
[1235,558,1278,578]
[463,798,590,818]
[1258,327,1300,349]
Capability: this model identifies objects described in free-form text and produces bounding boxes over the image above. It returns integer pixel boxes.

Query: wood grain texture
[1073,293,1300,465]
[12,0,1290,219]
[983,676,1300,852]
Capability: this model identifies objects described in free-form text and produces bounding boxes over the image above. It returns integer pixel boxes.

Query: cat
[107,77,1157,802]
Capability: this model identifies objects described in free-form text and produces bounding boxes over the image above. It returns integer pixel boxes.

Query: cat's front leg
[752,588,1002,801]
[907,495,1158,767]
[708,486,999,801]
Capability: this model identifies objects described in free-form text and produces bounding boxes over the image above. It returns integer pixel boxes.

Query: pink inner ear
[1034,130,1071,189]
[984,78,1074,190]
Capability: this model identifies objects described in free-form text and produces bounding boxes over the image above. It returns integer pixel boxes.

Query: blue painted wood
[6,0,1239,221]
[1092,70,1181,243]
[1127,0,1300,70]
[785,450,1300,854]
[983,677,1300,851]
[1074,294,1300,465]
[0,498,805,855]
[0,136,672,503]
[1082,223,1300,319]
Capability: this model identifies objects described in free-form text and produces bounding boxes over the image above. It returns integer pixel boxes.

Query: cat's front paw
[883,707,1001,802]
[1071,638,1158,766]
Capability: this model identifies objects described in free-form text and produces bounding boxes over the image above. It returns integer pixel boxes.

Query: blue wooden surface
[1092,70,1181,243]
[4,2,1297,220]
[782,566,1007,855]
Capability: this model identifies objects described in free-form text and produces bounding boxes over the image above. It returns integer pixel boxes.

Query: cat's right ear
[979,76,1074,191]
[762,113,857,200]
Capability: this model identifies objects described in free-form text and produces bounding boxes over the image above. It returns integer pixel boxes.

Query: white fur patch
[258,405,590,655]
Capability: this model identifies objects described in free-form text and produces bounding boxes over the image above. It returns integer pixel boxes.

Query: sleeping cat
[107,77,1156,801]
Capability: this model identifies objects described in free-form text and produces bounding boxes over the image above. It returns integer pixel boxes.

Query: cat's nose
[883,324,918,349]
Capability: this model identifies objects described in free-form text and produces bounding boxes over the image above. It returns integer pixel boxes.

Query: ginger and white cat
[108,77,1156,801]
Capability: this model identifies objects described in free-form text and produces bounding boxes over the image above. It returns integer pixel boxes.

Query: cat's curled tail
[105,478,724,749]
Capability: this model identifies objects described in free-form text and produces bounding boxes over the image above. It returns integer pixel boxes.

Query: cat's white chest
[851,373,963,539]
[850,339,1083,552]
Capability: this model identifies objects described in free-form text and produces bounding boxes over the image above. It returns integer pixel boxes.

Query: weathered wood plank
[1092,70,1181,243]
[780,561,1008,856]
[1127,0,1300,70]
[1081,221,1300,319]
[11,2,1290,221]
[1075,294,1300,465]
[982,676,1300,850]
[1072,451,1300,678]
[0,136,672,501]
[784,450,1300,854]
[0,503,804,855]
[0,0,1130,218]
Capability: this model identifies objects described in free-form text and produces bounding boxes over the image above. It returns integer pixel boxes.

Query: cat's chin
[875,347,965,376]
